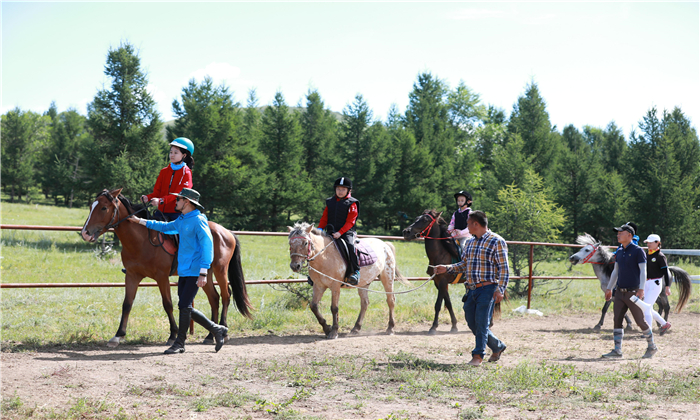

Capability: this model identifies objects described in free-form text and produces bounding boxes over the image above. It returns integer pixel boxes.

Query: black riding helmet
[334,177,352,190]
[454,190,472,206]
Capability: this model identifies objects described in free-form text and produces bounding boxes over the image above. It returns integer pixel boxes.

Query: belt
[617,288,637,293]
[467,282,496,291]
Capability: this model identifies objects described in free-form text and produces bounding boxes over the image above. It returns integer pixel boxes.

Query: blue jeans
[177,276,200,309]
[463,283,505,357]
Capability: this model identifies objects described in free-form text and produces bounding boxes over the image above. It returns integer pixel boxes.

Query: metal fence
[2,224,698,309]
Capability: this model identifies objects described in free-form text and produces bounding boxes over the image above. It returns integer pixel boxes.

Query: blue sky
[2,2,698,136]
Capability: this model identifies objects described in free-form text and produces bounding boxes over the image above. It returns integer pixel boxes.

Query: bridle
[289,232,336,268]
[579,243,607,265]
[412,212,450,240]
[98,192,150,232]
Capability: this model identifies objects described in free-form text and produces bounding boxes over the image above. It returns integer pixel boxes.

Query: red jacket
[146,165,193,213]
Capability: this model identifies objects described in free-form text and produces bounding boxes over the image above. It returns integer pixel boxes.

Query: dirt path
[3,312,699,419]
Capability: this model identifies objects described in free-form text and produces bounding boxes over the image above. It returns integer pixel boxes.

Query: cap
[613,223,635,235]
[644,234,661,243]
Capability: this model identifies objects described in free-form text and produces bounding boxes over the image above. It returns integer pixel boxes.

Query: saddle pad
[356,240,377,267]
[333,239,378,267]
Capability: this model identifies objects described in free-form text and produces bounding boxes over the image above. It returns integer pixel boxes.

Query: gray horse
[569,233,692,330]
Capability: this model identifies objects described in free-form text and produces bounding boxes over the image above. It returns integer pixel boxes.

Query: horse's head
[568,233,603,265]
[81,188,123,243]
[402,210,443,240]
[287,222,316,272]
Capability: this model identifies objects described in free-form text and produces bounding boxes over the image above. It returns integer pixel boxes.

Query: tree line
[3,41,699,256]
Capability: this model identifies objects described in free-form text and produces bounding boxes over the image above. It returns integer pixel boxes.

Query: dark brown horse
[402,209,501,334]
[81,188,253,347]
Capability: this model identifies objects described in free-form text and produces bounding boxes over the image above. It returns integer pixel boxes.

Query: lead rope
[307,265,437,295]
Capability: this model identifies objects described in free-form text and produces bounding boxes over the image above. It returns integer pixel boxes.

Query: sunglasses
[176,197,188,202]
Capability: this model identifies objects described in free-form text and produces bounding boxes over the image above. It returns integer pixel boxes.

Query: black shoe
[307,276,314,286]
[121,268,127,274]
[191,308,227,352]
[164,343,185,354]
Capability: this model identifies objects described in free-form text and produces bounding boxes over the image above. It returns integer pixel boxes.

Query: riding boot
[164,307,191,354]
[190,308,228,352]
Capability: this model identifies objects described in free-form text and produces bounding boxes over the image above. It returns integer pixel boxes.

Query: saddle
[333,239,377,268]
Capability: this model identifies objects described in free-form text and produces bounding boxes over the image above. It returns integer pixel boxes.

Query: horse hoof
[107,337,122,348]
[427,329,437,335]
[350,329,360,335]
[326,332,338,340]
[202,338,214,345]
[450,327,459,333]
[386,329,395,336]
[165,339,175,346]
[592,325,602,331]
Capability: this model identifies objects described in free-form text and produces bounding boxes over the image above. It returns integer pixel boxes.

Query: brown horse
[403,209,501,334]
[80,188,253,347]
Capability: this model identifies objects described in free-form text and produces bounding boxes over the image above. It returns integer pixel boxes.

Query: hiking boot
[488,346,506,362]
[467,354,483,367]
[642,346,657,359]
[164,308,190,355]
[601,349,622,358]
[659,322,672,336]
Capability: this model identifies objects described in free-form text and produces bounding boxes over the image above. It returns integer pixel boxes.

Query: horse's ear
[109,188,123,199]
[287,226,294,232]
[305,224,314,234]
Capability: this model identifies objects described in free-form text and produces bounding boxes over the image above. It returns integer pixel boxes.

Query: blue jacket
[146,210,213,277]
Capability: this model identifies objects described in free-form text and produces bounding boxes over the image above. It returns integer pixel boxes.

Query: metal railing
[3,224,697,309]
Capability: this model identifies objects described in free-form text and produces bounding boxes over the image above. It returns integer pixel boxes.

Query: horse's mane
[288,221,329,239]
[423,209,448,225]
[576,233,615,265]
[97,190,149,218]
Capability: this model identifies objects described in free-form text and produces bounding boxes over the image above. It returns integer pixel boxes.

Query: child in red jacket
[317,177,360,285]
[142,137,194,221]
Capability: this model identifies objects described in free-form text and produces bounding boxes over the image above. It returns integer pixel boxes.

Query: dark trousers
[177,276,200,309]
[463,283,505,357]
[340,231,359,273]
[154,210,179,222]
[613,289,649,331]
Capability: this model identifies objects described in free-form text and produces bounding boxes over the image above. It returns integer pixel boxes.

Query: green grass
[2,201,699,349]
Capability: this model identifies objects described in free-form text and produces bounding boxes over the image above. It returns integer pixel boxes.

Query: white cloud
[188,62,242,84]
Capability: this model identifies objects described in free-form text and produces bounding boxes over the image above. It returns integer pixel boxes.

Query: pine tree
[86,42,163,198]
[1,108,49,202]
[259,92,313,231]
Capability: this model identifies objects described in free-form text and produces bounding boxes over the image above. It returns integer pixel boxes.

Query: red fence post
[527,244,534,309]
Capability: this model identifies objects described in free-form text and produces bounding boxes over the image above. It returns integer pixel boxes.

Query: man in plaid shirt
[435,210,509,366]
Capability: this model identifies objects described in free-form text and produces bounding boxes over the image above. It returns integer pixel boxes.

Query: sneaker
[601,350,622,358]
[659,322,672,336]
[642,346,657,359]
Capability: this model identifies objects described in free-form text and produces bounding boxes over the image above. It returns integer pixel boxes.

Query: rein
[102,193,151,231]
[580,244,610,265]
[414,212,450,241]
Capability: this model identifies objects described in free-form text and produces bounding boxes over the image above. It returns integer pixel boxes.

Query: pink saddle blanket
[334,239,378,267]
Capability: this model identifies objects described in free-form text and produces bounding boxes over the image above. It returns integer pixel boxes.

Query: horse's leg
[215,263,231,335]
[328,287,340,340]
[382,270,396,336]
[429,280,444,335]
[154,274,178,346]
[594,300,612,330]
[656,294,670,324]
[108,273,144,347]
[309,283,331,337]
[201,274,221,344]
[351,287,369,335]
[442,278,459,333]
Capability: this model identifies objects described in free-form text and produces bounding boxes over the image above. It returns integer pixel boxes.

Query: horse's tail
[669,266,692,313]
[228,232,254,319]
[493,290,507,321]
[386,242,410,286]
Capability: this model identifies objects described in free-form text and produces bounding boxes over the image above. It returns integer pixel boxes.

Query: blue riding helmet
[170,137,194,155]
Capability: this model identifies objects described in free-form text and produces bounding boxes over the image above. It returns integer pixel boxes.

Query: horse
[568,233,692,330]
[402,209,501,334]
[80,188,253,347]
[287,222,407,339]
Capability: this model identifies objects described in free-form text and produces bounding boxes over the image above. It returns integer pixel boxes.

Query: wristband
[199,270,207,276]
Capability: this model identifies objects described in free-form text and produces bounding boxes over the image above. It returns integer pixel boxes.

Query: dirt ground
[2,312,699,420]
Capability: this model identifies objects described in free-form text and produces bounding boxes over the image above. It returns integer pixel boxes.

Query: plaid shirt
[447,230,509,294]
